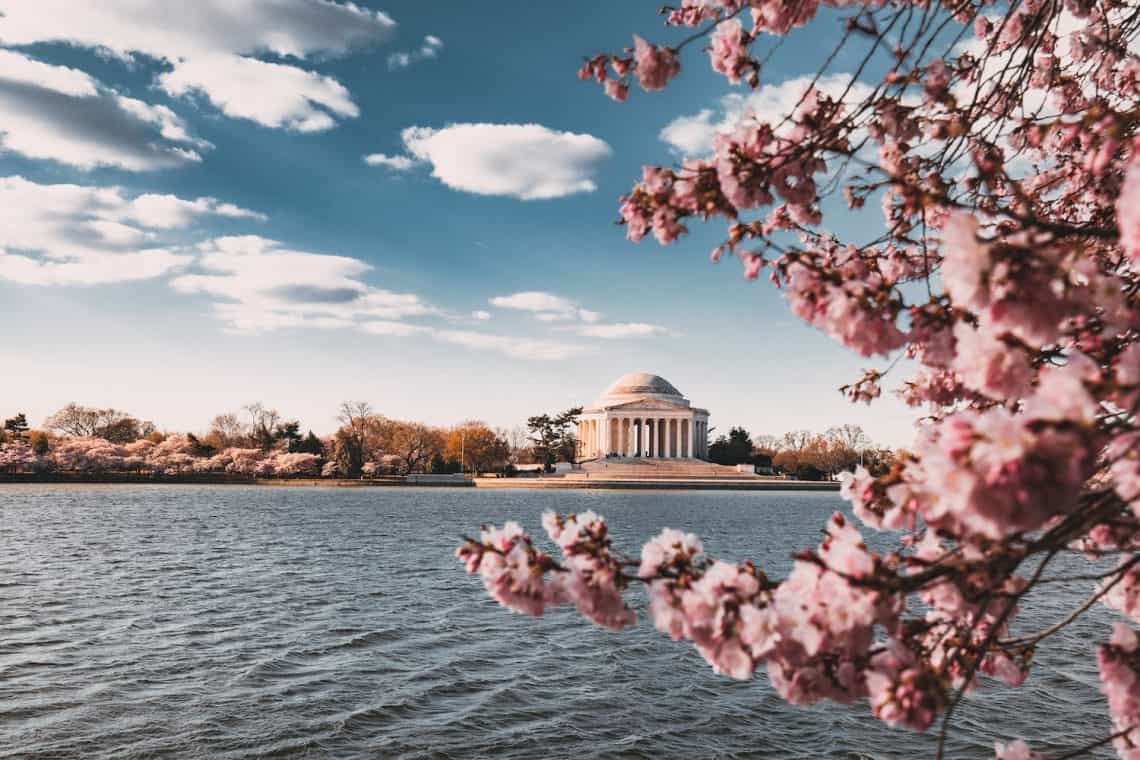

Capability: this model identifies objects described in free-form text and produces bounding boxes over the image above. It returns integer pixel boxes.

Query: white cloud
[659,109,719,156]
[489,291,615,326]
[362,322,586,361]
[0,176,260,285]
[487,290,672,342]
[171,259,588,359]
[0,49,97,97]
[124,194,266,229]
[387,34,443,70]
[0,0,394,58]
[0,0,395,132]
[0,49,208,170]
[360,320,430,337]
[170,235,435,332]
[471,310,492,320]
[432,329,585,361]
[397,123,611,200]
[577,322,672,339]
[659,74,874,156]
[158,54,358,132]
[490,291,579,315]
[0,249,189,286]
[364,153,418,171]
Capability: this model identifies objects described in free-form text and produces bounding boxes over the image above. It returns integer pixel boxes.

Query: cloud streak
[170,236,435,332]
[0,176,261,285]
[576,322,673,339]
[167,249,588,360]
[489,290,672,340]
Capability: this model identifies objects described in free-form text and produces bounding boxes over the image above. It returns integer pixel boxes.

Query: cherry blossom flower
[632,36,680,91]
[1099,624,1140,758]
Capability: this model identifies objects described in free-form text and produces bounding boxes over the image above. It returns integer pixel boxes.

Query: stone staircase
[567,457,764,480]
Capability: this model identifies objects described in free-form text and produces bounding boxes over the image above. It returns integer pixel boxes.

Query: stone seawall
[473,478,840,491]
[0,474,472,487]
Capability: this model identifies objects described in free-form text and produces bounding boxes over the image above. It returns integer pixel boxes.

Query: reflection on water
[0,485,1118,758]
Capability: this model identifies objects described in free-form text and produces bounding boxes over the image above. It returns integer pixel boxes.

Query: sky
[0,0,920,447]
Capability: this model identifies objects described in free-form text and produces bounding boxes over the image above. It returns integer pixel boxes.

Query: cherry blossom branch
[1054,725,1137,760]
[1001,552,1140,647]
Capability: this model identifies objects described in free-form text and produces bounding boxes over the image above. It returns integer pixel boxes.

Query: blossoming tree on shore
[457,0,1140,756]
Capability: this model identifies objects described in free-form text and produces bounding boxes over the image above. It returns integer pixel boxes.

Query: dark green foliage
[526,406,582,472]
[294,430,324,455]
[3,413,29,436]
[708,426,755,465]
[186,433,217,458]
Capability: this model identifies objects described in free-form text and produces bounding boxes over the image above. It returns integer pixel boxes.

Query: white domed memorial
[576,373,710,460]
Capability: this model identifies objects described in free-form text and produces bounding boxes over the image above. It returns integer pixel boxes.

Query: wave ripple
[0,485,1118,758]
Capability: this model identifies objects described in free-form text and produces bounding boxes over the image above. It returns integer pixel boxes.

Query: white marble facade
[576,373,709,460]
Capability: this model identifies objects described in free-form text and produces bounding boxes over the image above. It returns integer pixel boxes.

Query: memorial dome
[602,372,682,398]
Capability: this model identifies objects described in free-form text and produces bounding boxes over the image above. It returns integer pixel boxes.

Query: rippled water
[0,485,1121,758]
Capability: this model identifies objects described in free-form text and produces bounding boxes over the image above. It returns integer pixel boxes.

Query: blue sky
[0,0,918,446]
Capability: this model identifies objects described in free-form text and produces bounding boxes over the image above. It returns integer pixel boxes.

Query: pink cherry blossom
[543,511,636,631]
[632,36,680,91]
[456,522,560,617]
[708,18,754,84]
[1117,157,1140,266]
[457,3,1140,754]
[1099,624,1140,758]
[994,739,1045,760]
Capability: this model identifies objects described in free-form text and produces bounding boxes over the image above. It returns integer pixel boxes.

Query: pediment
[603,399,689,411]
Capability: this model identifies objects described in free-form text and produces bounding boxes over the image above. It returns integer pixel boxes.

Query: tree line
[0,402,589,478]
[707,424,897,480]
[3,404,894,480]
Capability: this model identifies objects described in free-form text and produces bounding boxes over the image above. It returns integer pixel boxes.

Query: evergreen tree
[3,413,29,437]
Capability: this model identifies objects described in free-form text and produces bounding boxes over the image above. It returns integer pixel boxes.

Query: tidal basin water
[0,485,1121,758]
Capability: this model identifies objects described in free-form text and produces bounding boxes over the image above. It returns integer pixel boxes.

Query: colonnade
[577,416,708,459]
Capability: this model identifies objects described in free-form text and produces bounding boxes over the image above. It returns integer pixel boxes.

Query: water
[0,485,1119,758]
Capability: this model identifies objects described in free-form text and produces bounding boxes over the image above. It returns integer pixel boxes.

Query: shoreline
[0,474,840,491]
[472,478,839,491]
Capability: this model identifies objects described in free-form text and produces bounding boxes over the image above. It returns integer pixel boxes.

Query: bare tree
[385,420,444,474]
[335,401,375,476]
[243,402,283,451]
[208,413,245,447]
[43,403,148,442]
[826,424,871,453]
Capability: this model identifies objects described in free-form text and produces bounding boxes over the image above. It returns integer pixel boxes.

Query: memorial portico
[575,372,710,460]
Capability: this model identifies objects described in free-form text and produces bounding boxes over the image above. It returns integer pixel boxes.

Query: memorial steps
[568,457,763,480]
